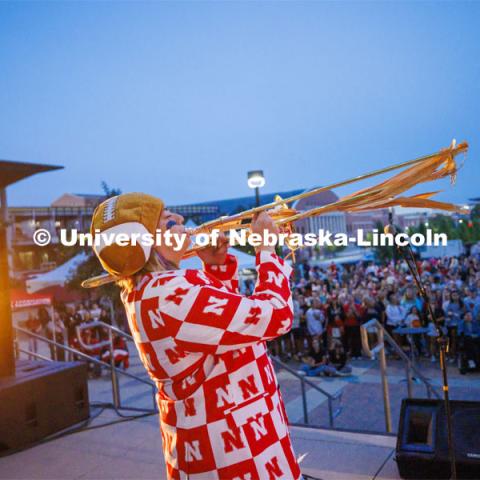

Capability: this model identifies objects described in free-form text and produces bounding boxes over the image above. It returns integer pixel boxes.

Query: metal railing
[96,321,344,428]
[360,319,440,433]
[16,320,344,428]
[14,325,157,413]
[270,356,342,428]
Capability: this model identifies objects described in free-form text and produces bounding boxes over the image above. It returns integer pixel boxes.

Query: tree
[66,249,119,302]
[471,204,480,219]
[101,181,121,198]
[409,214,480,245]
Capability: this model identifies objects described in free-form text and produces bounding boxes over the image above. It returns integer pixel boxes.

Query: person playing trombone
[87,193,301,480]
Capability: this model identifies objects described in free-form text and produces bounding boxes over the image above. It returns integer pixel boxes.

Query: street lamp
[247,170,265,207]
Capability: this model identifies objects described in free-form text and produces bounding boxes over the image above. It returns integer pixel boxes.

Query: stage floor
[8,338,479,478]
[0,407,399,480]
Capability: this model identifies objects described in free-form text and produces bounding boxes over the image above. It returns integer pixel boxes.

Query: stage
[0,408,399,480]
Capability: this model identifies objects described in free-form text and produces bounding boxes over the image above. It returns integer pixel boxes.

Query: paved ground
[80,339,480,434]
[0,407,399,480]
[5,337,479,479]
[277,355,480,433]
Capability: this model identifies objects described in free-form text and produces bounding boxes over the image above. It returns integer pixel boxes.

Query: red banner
[10,289,53,310]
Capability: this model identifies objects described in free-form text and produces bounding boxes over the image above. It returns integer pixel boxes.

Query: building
[10,186,462,281]
[8,187,345,278]
[170,188,348,235]
[167,204,220,224]
[170,189,305,224]
[345,210,390,235]
[50,193,105,208]
[8,194,104,279]
[292,189,347,235]
[394,208,431,230]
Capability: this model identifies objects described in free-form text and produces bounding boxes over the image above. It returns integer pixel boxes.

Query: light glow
[247,170,265,189]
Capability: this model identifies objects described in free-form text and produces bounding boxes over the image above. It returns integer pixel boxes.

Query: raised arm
[141,212,292,354]
[151,250,293,354]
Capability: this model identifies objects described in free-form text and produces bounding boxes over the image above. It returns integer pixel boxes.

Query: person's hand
[251,211,279,253]
[197,231,229,266]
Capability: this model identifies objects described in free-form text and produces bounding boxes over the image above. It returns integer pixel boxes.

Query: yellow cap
[90,193,164,277]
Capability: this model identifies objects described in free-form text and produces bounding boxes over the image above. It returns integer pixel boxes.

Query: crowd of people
[25,300,129,375]
[23,248,480,378]
[266,248,480,376]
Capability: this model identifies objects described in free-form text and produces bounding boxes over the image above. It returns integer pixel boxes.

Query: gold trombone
[183,139,468,257]
[82,140,468,288]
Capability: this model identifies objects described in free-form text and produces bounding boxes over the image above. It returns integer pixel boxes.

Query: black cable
[90,400,155,419]
[372,448,395,480]
[77,410,154,432]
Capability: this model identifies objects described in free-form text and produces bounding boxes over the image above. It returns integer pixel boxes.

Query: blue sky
[1,1,479,207]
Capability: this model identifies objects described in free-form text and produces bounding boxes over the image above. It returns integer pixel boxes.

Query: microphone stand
[386,223,456,480]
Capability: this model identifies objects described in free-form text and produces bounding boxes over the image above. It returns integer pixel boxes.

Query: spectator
[261,252,479,367]
[25,311,41,355]
[46,311,65,361]
[405,305,425,355]
[444,290,464,361]
[464,287,479,314]
[458,311,480,372]
[329,339,352,375]
[427,292,447,361]
[291,291,306,360]
[298,338,348,377]
[101,334,130,369]
[343,296,362,359]
[405,305,422,328]
[385,292,406,343]
[306,298,326,346]
[90,303,102,321]
[76,303,87,322]
[38,306,51,334]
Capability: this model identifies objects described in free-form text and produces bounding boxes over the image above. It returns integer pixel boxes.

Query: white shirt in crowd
[306,307,325,336]
[366,264,378,275]
[386,304,406,327]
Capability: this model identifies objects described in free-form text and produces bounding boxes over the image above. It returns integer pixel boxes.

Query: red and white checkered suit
[121,251,301,480]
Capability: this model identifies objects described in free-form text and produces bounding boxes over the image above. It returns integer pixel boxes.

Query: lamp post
[247,170,265,207]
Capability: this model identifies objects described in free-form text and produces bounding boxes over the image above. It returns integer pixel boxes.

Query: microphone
[384,222,416,268]
[383,223,396,236]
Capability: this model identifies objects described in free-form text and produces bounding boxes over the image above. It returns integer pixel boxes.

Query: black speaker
[397,398,480,479]
[0,360,90,453]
